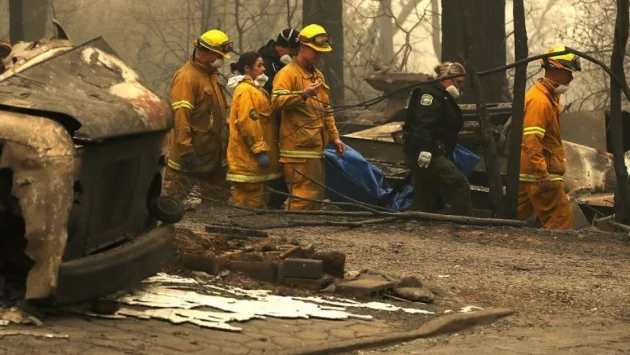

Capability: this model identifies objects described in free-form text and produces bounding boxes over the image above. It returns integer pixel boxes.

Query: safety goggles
[556,57,581,72]
[300,34,331,46]
[198,38,233,54]
[543,56,581,72]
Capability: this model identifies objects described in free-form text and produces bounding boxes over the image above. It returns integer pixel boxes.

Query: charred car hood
[0,37,171,141]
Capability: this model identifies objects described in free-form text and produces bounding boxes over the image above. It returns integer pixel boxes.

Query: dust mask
[254,74,269,87]
[211,57,224,68]
[445,85,461,99]
[545,78,570,95]
[554,84,569,94]
[280,54,292,65]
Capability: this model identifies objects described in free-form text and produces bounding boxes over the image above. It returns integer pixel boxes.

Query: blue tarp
[324,144,480,211]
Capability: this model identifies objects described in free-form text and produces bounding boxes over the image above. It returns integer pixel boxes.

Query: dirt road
[2,205,629,354]
[267,220,630,354]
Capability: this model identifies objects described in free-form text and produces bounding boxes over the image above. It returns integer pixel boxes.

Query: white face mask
[254,74,269,87]
[211,57,224,68]
[280,54,292,65]
[554,84,569,94]
[445,85,460,99]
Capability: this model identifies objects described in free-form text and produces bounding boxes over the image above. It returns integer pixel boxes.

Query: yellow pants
[283,158,324,210]
[163,166,230,202]
[517,181,573,230]
[230,182,269,209]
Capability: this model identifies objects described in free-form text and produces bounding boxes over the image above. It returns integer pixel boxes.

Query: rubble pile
[175,226,440,304]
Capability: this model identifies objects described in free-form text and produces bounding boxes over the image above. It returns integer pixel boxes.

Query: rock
[393,287,436,303]
[357,273,389,282]
[336,279,395,297]
[344,270,362,280]
[357,269,399,284]
[397,276,423,288]
[301,244,316,258]
[280,246,303,259]
[320,284,336,293]
[312,251,346,278]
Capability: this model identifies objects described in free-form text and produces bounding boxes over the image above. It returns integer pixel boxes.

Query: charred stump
[506,0,529,219]
[458,0,504,216]
[610,0,630,223]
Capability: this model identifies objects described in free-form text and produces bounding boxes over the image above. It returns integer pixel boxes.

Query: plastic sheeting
[324,144,479,211]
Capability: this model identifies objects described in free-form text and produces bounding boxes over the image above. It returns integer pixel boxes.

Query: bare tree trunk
[458,0,504,216]
[10,0,49,42]
[376,0,394,64]
[9,0,24,42]
[505,0,528,219]
[610,0,630,223]
[302,0,345,105]
[201,0,214,33]
[442,0,507,104]
[430,0,441,59]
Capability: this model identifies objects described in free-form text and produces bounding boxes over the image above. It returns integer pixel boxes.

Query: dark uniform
[403,82,472,215]
[258,40,286,95]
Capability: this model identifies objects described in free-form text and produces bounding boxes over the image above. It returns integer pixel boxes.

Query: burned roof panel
[0,37,171,141]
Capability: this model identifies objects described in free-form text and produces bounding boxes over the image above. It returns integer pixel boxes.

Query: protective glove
[417,151,432,168]
[257,152,271,168]
[179,152,198,171]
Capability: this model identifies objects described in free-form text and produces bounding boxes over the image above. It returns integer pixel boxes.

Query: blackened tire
[149,196,184,224]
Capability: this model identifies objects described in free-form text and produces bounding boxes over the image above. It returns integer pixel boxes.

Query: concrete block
[312,251,346,278]
[335,279,394,297]
[228,260,278,283]
[180,254,226,275]
[280,258,323,280]
[284,276,333,291]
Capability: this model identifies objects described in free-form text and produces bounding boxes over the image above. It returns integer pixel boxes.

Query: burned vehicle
[0,25,182,305]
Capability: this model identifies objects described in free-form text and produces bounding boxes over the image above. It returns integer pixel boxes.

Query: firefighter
[164,29,232,205]
[271,24,345,210]
[402,61,472,216]
[518,46,581,230]
[225,52,281,208]
[257,28,300,95]
[257,28,300,208]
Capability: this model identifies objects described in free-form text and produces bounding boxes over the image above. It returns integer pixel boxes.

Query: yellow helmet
[539,46,581,72]
[298,24,332,52]
[194,29,233,58]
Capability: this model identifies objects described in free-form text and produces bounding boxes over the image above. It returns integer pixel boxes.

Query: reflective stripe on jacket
[168,59,228,172]
[519,79,566,182]
[270,61,340,163]
[226,77,281,183]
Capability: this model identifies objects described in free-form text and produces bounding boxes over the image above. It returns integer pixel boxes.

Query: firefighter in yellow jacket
[518,46,581,229]
[226,52,281,208]
[165,29,232,204]
[271,24,345,210]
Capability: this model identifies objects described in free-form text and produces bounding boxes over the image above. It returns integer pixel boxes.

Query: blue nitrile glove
[257,152,270,168]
